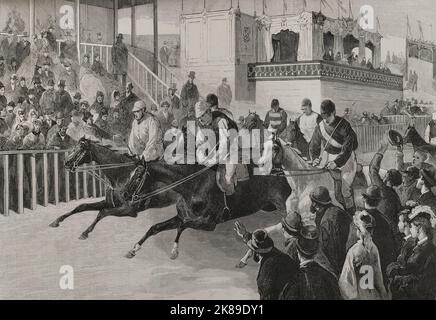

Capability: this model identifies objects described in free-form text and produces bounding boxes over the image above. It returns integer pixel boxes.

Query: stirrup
[221,193,231,222]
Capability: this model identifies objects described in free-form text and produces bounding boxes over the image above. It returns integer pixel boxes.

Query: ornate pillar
[358,34,366,61]
[114,0,119,40]
[131,0,136,47]
[297,12,314,61]
[153,0,158,73]
[76,0,81,62]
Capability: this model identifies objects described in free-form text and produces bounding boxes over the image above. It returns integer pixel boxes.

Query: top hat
[47,79,55,86]
[58,80,66,87]
[281,211,302,236]
[169,83,177,91]
[362,185,382,201]
[296,225,319,257]
[247,229,274,254]
[188,71,196,79]
[301,98,312,107]
[309,186,332,205]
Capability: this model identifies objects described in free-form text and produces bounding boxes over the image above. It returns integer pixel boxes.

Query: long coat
[47,132,75,149]
[180,82,199,110]
[389,239,436,300]
[347,208,397,277]
[112,40,128,75]
[256,247,298,300]
[280,260,341,300]
[315,204,351,276]
[22,132,45,150]
[39,89,57,114]
[55,90,74,117]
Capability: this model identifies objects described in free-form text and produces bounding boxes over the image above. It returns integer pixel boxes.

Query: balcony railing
[248,60,404,91]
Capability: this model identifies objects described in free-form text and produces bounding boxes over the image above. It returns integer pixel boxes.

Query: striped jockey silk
[267,110,285,130]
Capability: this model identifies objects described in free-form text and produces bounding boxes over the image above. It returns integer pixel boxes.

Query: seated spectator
[323,48,334,61]
[81,53,91,69]
[340,211,390,300]
[279,225,341,300]
[0,109,10,149]
[91,54,105,76]
[41,61,55,87]
[41,110,56,138]
[82,111,111,141]
[47,125,74,150]
[22,119,45,150]
[90,91,106,121]
[360,112,371,125]
[413,168,436,212]
[389,206,436,299]
[0,81,6,110]
[6,74,19,102]
[0,56,5,79]
[5,122,29,150]
[95,108,111,134]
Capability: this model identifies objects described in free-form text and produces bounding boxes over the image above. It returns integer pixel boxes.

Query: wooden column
[29,0,35,40]
[76,0,81,62]
[153,0,158,74]
[131,0,136,47]
[53,153,59,205]
[3,155,9,216]
[43,153,48,207]
[64,152,70,203]
[17,154,24,214]
[30,155,37,210]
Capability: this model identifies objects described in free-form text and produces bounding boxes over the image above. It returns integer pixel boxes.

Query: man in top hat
[47,124,74,150]
[39,78,56,115]
[296,98,323,145]
[128,100,164,162]
[33,77,45,102]
[41,61,55,87]
[46,111,65,143]
[217,77,232,108]
[180,71,200,113]
[112,33,128,86]
[414,168,436,213]
[55,80,74,117]
[309,186,351,276]
[236,228,298,300]
[22,119,45,150]
[347,185,398,277]
[195,99,239,196]
[206,93,233,120]
[280,225,342,300]
[397,166,421,206]
[369,136,403,228]
[59,61,77,93]
[310,99,359,212]
[159,41,170,66]
[0,81,7,110]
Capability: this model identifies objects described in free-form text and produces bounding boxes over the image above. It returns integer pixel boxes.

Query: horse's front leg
[79,205,138,240]
[49,200,108,228]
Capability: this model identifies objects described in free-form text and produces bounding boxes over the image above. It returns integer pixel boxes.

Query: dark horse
[49,138,181,240]
[279,120,310,159]
[122,160,292,259]
[403,125,436,156]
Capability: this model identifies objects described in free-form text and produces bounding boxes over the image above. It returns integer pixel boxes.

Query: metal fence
[0,149,105,216]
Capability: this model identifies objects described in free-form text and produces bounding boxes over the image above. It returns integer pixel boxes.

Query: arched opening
[271,30,299,63]
[365,41,374,65]
[343,34,359,57]
[323,32,334,54]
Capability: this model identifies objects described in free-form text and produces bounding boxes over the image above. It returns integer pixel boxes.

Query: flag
[321,0,334,12]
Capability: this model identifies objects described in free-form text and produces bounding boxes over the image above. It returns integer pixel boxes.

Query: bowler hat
[420,168,436,187]
[309,186,332,205]
[47,79,55,86]
[362,185,382,200]
[281,211,302,235]
[247,229,274,254]
[188,71,196,79]
[301,98,312,107]
[388,129,403,147]
[296,225,319,257]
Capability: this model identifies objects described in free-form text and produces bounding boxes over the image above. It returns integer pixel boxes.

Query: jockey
[195,100,239,195]
[309,99,359,212]
[296,98,323,144]
[128,101,164,162]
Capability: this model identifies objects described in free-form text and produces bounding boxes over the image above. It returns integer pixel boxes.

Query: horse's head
[243,111,262,131]
[122,158,149,203]
[64,137,94,172]
[285,120,302,143]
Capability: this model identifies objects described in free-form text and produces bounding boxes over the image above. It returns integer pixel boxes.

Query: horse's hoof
[49,221,60,228]
[125,251,136,259]
[78,233,88,240]
[170,248,179,260]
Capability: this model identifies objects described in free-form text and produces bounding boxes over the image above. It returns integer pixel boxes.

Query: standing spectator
[66,110,85,142]
[40,111,56,138]
[23,89,41,116]
[8,57,18,74]
[33,77,45,103]
[238,228,298,300]
[60,61,77,93]
[72,92,81,111]
[280,225,341,300]
[159,41,170,66]
[397,166,421,206]
[156,100,174,137]
[41,61,55,87]
[95,108,111,134]
[180,71,200,113]
[6,122,29,150]
[369,137,403,229]
[0,56,5,79]
[112,33,128,86]
[6,74,19,103]
[414,168,436,212]
[90,91,106,121]
[167,84,184,127]
[46,26,57,51]
[33,65,43,84]
[119,82,139,125]
[424,113,436,145]
[110,90,121,110]
[81,53,91,69]
[309,186,351,276]
[5,102,15,129]
[347,186,398,277]
[340,211,390,300]
[47,125,74,149]
[323,47,334,61]
[91,53,105,76]
[55,80,73,117]
[0,81,7,110]
[22,119,45,150]
[296,98,322,144]
[217,77,232,108]
[264,99,288,136]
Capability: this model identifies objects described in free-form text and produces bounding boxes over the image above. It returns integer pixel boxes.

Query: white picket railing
[79,42,113,71]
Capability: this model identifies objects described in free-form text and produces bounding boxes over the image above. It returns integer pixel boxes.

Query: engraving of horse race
[1,0,436,300]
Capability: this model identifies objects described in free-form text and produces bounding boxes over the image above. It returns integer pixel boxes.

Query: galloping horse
[122,160,292,259]
[49,138,181,240]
